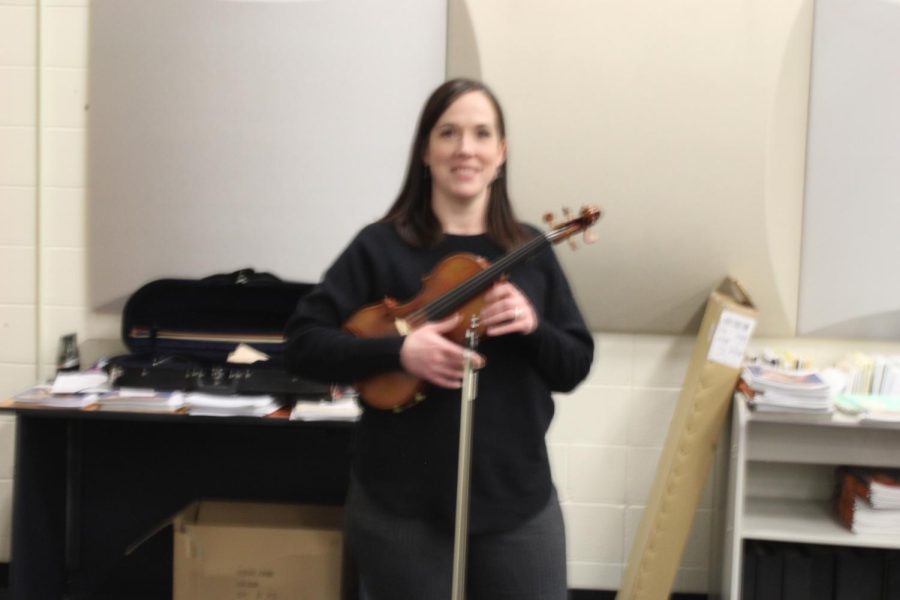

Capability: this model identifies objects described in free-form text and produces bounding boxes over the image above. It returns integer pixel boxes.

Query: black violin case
[106,269,329,398]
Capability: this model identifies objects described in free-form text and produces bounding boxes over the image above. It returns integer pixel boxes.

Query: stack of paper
[182,393,282,417]
[740,365,839,414]
[836,467,900,534]
[12,371,110,408]
[290,396,361,422]
[97,388,185,413]
[13,385,99,408]
[50,370,109,394]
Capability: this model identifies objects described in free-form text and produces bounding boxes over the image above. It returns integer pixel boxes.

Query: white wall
[0,0,898,593]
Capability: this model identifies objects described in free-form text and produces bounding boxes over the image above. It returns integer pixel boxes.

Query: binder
[755,542,783,600]
[834,547,882,600]
[741,541,757,600]
[781,545,813,600]
[805,544,835,600]
[885,550,900,600]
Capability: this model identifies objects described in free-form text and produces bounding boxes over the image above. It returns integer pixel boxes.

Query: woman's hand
[400,313,485,389]
[480,281,538,336]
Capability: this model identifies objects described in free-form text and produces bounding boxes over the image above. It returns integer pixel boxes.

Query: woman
[285,78,593,600]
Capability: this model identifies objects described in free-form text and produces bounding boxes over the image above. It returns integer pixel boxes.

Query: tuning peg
[583,230,598,245]
[568,238,579,251]
[543,212,556,228]
[562,207,573,221]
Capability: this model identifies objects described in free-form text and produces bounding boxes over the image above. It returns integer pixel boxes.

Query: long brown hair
[381,78,529,250]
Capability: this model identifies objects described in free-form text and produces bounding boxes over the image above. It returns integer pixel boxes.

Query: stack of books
[739,365,834,416]
[835,466,900,534]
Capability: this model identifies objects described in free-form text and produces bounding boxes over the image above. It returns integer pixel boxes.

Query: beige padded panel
[447,0,812,337]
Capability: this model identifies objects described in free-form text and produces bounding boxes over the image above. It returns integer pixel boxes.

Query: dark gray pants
[345,479,568,600]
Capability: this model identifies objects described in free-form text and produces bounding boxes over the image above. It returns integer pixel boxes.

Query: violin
[342,206,602,411]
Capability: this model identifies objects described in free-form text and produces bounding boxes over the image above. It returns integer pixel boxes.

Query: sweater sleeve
[519,250,594,392]
[283,227,405,384]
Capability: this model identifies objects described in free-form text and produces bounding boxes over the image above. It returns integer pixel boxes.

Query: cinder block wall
[0,0,92,562]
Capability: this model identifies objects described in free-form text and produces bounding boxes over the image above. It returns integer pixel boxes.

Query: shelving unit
[720,399,900,598]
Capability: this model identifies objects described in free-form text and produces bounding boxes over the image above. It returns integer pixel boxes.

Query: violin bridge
[394,318,411,336]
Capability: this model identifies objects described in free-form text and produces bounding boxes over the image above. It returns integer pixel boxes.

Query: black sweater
[284,222,594,533]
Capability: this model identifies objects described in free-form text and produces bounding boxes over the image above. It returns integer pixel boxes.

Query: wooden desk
[3,405,354,600]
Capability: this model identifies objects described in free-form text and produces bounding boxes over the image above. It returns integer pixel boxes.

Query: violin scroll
[544,205,602,248]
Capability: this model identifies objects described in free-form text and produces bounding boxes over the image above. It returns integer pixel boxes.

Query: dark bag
[106,268,329,398]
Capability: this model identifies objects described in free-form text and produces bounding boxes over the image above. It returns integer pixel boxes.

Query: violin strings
[407,233,552,324]
[418,244,531,318]
[429,223,575,318]
[425,233,555,318]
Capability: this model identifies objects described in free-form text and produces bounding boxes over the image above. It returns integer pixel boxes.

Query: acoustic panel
[798,0,900,339]
[448,0,813,336]
[88,0,446,310]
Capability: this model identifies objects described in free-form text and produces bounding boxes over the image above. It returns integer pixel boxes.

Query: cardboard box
[617,278,757,600]
[174,500,344,600]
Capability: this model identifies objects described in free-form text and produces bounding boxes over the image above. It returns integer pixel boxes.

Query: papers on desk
[13,385,99,408]
[12,370,111,408]
[183,393,282,417]
[97,388,185,413]
[290,396,361,422]
[51,371,109,394]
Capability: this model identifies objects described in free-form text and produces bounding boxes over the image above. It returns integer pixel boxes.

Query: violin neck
[424,233,552,321]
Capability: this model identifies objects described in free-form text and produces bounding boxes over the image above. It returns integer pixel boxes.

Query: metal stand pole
[451,320,480,600]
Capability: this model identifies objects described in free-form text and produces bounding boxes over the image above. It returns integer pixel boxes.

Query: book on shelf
[736,381,834,418]
[835,466,900,534]
[839,353,900,396]
[837,466,900,510]
[742,365,830,395]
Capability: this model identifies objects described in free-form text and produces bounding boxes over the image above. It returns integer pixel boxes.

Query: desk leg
[9,415,69,600]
